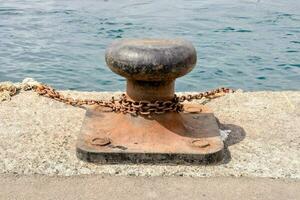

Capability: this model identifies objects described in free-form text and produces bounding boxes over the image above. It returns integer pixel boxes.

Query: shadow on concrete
[217,120,246,164]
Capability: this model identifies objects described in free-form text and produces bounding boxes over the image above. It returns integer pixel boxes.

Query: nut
[191,139,210,148]
[91,137,111,146]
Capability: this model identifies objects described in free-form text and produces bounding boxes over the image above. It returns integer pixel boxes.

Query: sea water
[0,0,299,91]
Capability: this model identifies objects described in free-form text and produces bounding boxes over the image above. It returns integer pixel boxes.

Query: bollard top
[105,39,197,81]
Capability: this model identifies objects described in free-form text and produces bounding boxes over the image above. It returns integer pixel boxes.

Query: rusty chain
[34,84,234,116]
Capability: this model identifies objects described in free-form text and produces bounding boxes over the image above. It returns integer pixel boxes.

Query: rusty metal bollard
[105,39,196,102]
[76,39,224,164]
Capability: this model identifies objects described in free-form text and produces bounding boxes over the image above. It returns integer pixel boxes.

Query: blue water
[0,0,299,91]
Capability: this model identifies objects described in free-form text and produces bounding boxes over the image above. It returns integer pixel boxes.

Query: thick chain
[34,85,234,115]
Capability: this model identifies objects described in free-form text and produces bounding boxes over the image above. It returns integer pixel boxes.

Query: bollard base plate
[76,104,224,164]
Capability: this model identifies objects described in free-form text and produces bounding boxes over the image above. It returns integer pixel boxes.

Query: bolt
[91,137,111,146]
[191,139,210,148]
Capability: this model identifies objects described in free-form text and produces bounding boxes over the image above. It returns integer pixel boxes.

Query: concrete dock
[0,90,299,199]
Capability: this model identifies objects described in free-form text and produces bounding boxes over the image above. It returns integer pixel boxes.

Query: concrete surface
[1,175,299,200]
[0,90,299,178]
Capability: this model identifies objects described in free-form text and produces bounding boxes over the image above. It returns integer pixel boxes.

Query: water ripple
[0,0,299,91]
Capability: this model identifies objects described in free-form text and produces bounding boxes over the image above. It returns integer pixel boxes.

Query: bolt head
[91,137,111,146]
[191,139,210,148]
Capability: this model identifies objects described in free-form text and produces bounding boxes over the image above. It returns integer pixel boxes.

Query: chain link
[33,84,234,116]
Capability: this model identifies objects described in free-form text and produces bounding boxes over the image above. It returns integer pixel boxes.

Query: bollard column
[76,39,224,164]
[105,39,197,101]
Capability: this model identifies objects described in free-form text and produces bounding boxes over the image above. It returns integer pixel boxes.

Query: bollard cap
[105,39,197,81]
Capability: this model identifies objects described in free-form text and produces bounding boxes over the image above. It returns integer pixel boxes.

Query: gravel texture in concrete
[0,90,299,178]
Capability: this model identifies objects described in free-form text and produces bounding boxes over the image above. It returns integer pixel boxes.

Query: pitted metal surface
[105,39,197,81]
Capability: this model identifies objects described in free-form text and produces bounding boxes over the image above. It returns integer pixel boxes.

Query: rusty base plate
[76,104,224,164]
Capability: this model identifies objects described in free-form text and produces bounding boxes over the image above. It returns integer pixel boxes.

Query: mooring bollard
[105,39,196,102]
[76,39,224,164]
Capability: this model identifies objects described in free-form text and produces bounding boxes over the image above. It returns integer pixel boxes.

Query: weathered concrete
[0,90,299,178]
[1,175,299,200]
